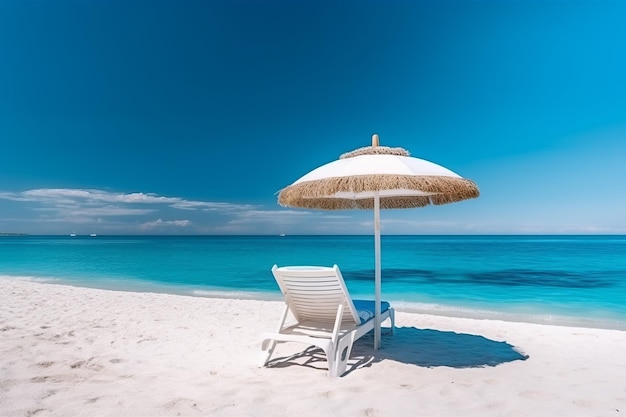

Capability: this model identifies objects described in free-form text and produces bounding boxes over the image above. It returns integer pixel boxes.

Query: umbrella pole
[374,191,381,350]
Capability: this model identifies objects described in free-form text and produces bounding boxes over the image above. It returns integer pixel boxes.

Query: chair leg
[324,346,335,377]
[259,305,290,367]
[388,308,395,335]
[258,339,277,367]
[331,331,356,377]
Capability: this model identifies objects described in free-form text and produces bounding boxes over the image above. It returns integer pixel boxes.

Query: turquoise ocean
[2,235,625,330]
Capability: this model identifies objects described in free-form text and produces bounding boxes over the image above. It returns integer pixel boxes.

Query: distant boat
[90,233,97,237]
[279,233,286,237]
[70,232,76,237]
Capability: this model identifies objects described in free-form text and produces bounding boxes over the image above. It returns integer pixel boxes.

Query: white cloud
[21,188,179,204]
[0,192,31,202]
[141,219,192,229]
[379,218,459,228]
[16,188,223,208]
[557,225,625,234]
[170,200,256,211]
[32,206,155,217]
[0,188,270,234]
[0,188,257,216]
[227,209,352,225]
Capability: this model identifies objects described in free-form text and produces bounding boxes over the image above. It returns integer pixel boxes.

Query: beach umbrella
[277,134,479,349]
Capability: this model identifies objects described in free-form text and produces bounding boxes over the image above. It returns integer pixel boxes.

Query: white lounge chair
[259,264,395,377]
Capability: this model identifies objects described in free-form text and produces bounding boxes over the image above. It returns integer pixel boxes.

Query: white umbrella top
[278,134,479,209]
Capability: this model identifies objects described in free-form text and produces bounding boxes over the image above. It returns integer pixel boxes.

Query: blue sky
[1,0,625,235]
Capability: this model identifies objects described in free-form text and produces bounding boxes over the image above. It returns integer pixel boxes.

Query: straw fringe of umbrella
[278,143,479,210]
[278,175,478,210]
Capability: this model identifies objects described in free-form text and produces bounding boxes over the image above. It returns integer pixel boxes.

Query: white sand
[1,278,625,417]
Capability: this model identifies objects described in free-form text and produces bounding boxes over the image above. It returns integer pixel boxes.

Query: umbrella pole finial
[372,133,379,147]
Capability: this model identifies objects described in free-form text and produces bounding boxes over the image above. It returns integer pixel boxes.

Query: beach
[1,278,625,417]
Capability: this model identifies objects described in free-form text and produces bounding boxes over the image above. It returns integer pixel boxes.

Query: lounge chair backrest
[271,265,361,326]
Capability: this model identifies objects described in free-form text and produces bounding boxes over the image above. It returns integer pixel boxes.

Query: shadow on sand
[267,326,529,376]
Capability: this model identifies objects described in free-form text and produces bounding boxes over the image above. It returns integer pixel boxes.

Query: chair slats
[273,266,361,325]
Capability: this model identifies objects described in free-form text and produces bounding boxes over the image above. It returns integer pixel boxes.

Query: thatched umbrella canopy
[279,135,478,209]
[277,134,479,349]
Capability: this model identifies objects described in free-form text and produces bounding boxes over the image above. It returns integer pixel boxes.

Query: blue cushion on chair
[352,300,390,324]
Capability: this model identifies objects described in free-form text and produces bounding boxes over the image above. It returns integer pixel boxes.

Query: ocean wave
[391,300,626,331]
[0,274,60,283]
[191,289,282,301]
